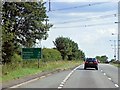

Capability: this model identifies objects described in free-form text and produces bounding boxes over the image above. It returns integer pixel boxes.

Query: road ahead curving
[11,64,119,89]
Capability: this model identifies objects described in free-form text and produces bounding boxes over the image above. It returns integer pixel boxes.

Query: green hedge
[42,48,62,62]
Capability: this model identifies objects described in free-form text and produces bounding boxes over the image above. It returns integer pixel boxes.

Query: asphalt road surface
[11,64,119,89]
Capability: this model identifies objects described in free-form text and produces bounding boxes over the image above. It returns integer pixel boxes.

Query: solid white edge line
[40,76,46,78]
[115,84,119,87]
[58,65,80,89]
[10,77,39,88]
[10,75,46,88]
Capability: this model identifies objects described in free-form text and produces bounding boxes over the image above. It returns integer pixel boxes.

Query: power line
[47,2,109,12]
[54,13,117,25]
[52,22,117,29]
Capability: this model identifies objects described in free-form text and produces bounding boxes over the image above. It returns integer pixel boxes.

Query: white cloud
[96,28,117,36]
[42,1,118,59]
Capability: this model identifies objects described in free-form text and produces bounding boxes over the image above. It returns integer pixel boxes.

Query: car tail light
[94,61,98,64]
[85,62,88,64]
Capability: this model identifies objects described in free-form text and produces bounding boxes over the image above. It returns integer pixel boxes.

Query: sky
[40,0,119,60]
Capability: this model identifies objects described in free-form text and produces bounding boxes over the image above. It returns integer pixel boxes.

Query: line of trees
[96,55,108,63]
[2,2,52,64]
[53,37,85,60]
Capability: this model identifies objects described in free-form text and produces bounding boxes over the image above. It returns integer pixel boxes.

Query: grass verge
[110,63,120,68]
[2,60,83,82]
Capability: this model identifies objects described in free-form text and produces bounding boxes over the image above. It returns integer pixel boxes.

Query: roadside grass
[110,63,120,68]
[0,65,2,83]
[2,60,83,82]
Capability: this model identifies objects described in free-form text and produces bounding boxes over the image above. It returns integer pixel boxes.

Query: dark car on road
[84,58,98,70]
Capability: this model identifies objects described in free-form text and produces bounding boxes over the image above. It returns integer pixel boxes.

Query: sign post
[22,48,42,68]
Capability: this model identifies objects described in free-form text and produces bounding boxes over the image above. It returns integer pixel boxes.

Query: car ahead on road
[104,60,109,64]
[84,58,98,70]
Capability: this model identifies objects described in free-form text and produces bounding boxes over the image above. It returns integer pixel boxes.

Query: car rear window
[86,58,96,61]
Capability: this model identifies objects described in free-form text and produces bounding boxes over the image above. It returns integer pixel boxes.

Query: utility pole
[110,40,117,60]
[118,1,120,61]
[49,0,51,11]
[114,40,117,60]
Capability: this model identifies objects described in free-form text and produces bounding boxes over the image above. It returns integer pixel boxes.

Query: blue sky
[40,0,118,60]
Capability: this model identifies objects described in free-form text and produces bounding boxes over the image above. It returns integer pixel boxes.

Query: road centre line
[103,73,106,75]
[100,68,119,88]
[115,84,119,87]
[58,86,62,89]
[108,78,112,80]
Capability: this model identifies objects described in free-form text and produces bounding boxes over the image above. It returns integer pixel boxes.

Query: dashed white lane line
[115,84,119,87]
[58,65,81,89]
[60,84,64,87]
[58,86,62,89]
[103,73,106,75]
[108,78,111,80]
[100,69,119,88]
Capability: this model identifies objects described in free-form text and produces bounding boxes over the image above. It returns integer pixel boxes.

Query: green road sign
[22,48,41,59]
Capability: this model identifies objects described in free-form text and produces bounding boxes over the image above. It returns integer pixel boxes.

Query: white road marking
[115,84,119,87]
[101,70,103,72]
[61,82,65,85]
[47,74,51,76]
[108,78,111,80]
[10,78,39,88]
[58,86,62,89]
[60,84,64,87]
[10,75,46,88]
[103,73,106,75]
[58,65,80,89]
[40,76,46,79]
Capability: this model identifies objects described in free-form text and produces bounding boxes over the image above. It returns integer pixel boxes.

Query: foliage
[2,60,83,82]
[11,53,22,62]
[110,59,115,62]
[42,48,62,62]
[53,37,85,60]
[96,55,108,63]
[2,2,52,63]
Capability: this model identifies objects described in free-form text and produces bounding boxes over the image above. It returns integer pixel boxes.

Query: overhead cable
[48,2,109,12]
[52,22,117,29]
[54,13,118,24]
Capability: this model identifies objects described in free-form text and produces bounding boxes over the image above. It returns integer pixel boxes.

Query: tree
[53,37,70,60]
[101,55,108,62]
[96,55,108,63]
[2,2,52,63]
[53,37,85,60]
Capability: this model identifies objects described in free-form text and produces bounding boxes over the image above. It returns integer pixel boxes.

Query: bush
[42,48,62,62]
[11,53,22,63]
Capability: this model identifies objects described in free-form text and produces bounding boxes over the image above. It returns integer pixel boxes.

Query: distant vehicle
[104,60,109,64]
[97,60,100,63]
[84,58,98,70]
